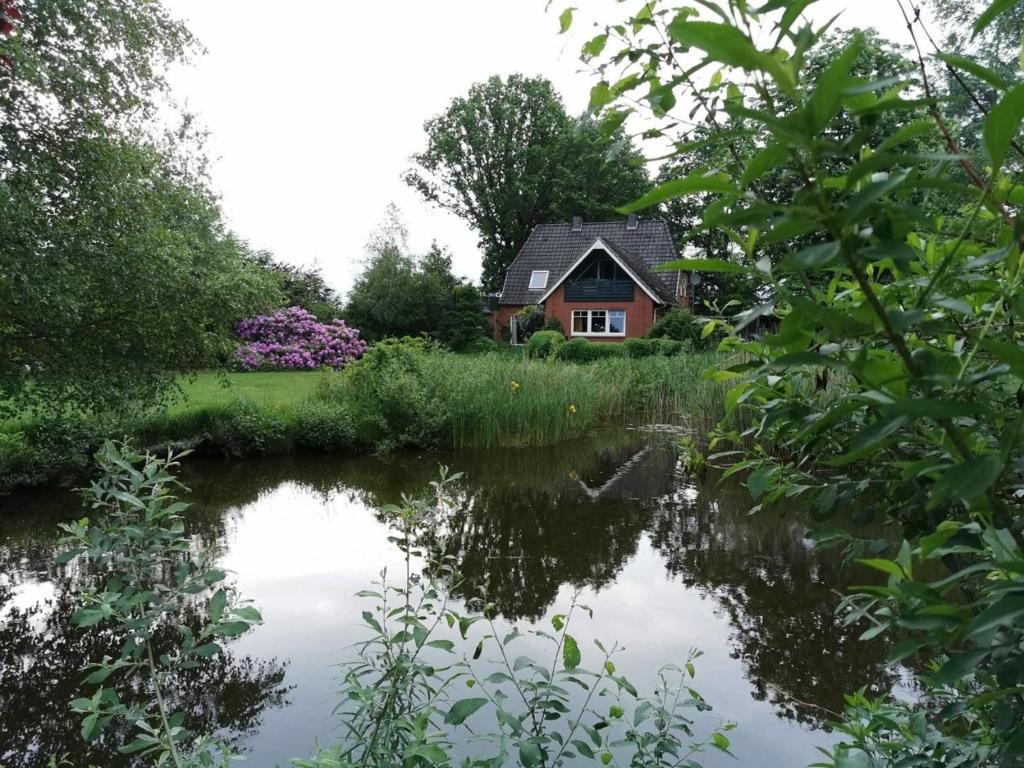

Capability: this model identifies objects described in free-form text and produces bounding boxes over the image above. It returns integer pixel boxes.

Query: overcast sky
[164,0,927,298]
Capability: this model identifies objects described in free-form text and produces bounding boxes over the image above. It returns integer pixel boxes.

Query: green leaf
[407,744,447,764]
[782,240,840,270]
[808,33,862,131]
[932,649,989,686]
[833,415,909,465]
[519,740,543,768]
[966,595,1024,636]
[662,257,751,274]
[857,558,906,579]
[841,171,909,224]
[984,84,1024,172]
[935,53,1008,90]
[213,621,252,637]
[558,7,574,34]
[928,455,1002,509]
[444,697,488,725]
[973,0,1018,38]
[582,33,608,61]
[741,143,787,187]
[617,171,737,213]
[208,589,226,623]
[667,19,794,95]
[562,634,581,670]
[712,731,731,750]
[981,339,1024,376]
[192,642,221,658]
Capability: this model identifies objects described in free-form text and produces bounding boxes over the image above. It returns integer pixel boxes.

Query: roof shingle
[499,219,680,306]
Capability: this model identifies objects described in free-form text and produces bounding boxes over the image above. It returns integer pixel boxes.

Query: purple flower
[233,306,367,371]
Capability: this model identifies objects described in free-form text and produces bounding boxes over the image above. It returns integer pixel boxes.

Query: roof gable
[499,219,680,306]
[536,237,663,304]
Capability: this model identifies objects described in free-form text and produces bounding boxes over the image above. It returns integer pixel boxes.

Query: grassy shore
[1,349,727,492]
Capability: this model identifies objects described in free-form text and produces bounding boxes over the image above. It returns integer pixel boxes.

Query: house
[492,215,693,343]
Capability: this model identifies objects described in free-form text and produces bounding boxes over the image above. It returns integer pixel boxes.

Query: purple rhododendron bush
[234,306,367,370]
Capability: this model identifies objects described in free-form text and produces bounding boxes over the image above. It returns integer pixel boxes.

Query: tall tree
[405,74,648,292]
[0,1,278,416]
[344,207,455,341]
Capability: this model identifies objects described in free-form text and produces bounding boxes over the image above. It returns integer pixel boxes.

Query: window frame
[571,309,626,337]
[528,270,549,291]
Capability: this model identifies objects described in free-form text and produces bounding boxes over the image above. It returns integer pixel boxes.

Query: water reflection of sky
[0,432,918,768]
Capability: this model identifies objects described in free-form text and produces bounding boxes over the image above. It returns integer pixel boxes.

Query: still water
[0,430,910,767]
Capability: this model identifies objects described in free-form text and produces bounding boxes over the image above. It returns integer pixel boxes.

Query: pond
[0,430,913,768]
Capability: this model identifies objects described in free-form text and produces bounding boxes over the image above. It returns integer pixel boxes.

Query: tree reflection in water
[1,428,910,766]
[0,520,291,767]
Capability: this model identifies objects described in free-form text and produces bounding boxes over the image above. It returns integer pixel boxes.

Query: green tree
[440,285,490,351]
[583,0,1024,764]
[248,250,343,320]
[344,207,455,341]
[0,1,277,416]
[405,74,649,292]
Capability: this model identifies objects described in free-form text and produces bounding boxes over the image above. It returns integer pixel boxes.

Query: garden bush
[234,306,366,371]
[654,338,687,356]
[623,338,657,358]
[294,399,356,452]
[339,337,451,451]
[555,338,624,363]
[462,336,501,355]
[205,400,290,456]
[542,316,564,334]
[524,329,564,359]
[647,308,705,349]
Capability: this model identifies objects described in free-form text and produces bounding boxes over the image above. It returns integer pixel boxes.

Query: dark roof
[499,219,681,306]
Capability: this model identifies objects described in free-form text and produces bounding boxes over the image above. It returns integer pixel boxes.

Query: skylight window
[529,270,549,291]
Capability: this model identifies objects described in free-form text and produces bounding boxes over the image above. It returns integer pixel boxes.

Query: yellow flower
[510,380,520,392]
[568,403,577,414]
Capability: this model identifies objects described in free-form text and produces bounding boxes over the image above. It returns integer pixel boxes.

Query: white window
[571,309,626,337]
[528,270,549,291]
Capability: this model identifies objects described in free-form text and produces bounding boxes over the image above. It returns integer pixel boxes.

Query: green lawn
[166,371,325,416]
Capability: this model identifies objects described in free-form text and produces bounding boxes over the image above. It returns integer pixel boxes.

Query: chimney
[626,213,639,230]
[571,215,583,231]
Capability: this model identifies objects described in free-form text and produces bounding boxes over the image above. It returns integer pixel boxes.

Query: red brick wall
[544,285,657,341]
[491,305,523,342]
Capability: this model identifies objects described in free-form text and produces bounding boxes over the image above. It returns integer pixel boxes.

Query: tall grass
[327,341,727,451]
[436,352,725,448]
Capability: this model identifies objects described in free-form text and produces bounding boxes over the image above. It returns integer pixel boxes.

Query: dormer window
[528,270,549,290]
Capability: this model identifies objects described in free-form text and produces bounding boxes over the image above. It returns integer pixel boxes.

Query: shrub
[440,285,491,351]
[463,336,501,355]
[339,337,451,451]
[525,330,564,359]
[647,308,705,348]
[234,306,367,371]
[205,400,289,456]
[653,338,687,356]
[295,399,356,452]
[623,338,658,358]
[542,316,564,334]
[555,338,624,363]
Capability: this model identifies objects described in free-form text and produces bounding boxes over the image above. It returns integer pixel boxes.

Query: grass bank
[0,345,727,492]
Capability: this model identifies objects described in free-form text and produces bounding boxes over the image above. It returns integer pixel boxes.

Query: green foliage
[58,443,261,767]
[248,250,342,320]
[340,337,451,451]
[205,400,289,456]
[543,316,565,334]
[586,0,1024,764]
[623,337,689,359]
[647,308,706,349]
[525,330,565,359]
[294,399,356,452]
[463,336,502,355]
[0,3,278,417]
[405,74,649,291]
[440,284,491,351]
[555,339,624,363]
[343,206,458,341]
